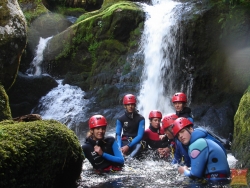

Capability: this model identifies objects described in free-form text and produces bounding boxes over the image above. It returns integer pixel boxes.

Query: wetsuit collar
[149,124,160,133]
[125,109,138,119]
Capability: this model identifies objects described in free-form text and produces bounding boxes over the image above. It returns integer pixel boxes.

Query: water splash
[26,36,52,76]
[32,80,89,128]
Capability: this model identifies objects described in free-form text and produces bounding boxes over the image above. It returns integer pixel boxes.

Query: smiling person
[82,115,124,174]
[143,110,170,158]
[116,94,145,159]
[172,117,230,182]
[172,92,194,123]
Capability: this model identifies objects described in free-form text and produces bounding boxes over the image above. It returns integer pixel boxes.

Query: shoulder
[189,138,207,151]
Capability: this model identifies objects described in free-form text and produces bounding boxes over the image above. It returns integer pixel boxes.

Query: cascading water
[137,0,192,126]
[26,36,52,76]
[28,36,89,130]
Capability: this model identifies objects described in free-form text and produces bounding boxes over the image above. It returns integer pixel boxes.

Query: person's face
[164,127,174,139]
[124,103,135,113]
[173,102,184,112]
[91,126,106,140]
[177,127,193,145]
[150,118,161,129]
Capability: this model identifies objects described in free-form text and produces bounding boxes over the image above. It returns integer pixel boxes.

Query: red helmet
[149,110,162,119]
[162,113,178,130]
[88,115,107,129]
[123,94,136,105]
[172,92,187,103]
[172,117,193,136]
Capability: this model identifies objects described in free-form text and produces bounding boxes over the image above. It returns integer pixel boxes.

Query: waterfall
[32,80,89,129]
[137,0,193,125]
[26,36,52,76]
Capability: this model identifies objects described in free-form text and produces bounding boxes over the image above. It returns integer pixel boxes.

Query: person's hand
[121,145,130,155]
[94,145,103,156]
[159,135,166,140]
[178,165,188,174]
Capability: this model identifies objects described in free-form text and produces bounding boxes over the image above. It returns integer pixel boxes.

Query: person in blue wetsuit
[144,110,170,158]
[172,117,230,182]
[82,115,124,173]
[162,113,190,167]
[172,92,194,123]
[116,94,145,159]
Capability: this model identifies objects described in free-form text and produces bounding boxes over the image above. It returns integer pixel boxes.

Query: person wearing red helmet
[172,117,230,183]
[115,94,145,159]
[82,115,124,173]
[172,92,193,123]
[162,113,190,167]
[143,110,170,158]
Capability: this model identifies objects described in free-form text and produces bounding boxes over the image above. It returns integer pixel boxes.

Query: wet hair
[86,130,92,138]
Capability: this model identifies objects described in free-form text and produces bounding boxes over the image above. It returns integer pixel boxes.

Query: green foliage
[0,120,84,188]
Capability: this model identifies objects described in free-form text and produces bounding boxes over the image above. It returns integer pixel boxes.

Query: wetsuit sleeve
[187,138,208,179]
[115,119,122,148]
[102,140,124,165]
[172,141,183,165]
[128,119,145,148]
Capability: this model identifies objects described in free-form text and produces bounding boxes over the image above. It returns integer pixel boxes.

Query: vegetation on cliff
[0,120,84,188]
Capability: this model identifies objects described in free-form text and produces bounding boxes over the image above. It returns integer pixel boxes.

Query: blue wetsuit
[183,129,230,180]
[172,138,191,167]
[116,110,145,158]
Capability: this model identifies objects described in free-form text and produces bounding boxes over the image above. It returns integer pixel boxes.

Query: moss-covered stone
[0,85,12,121]
[0,119,84,188]
[42,1,144,90]
[232,85,250,186]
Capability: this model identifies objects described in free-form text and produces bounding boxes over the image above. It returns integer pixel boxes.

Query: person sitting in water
[143,110,170,158]
[82,115,124,173]
[172,117,230,181]
[162,113,190,167]
[172,92,194,123]
[116,94,145,159]
[172,92,232,150]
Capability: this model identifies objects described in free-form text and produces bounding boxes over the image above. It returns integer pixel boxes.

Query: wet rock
[7,72,58,118]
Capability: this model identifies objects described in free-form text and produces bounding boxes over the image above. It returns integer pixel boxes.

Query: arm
[102,140,124,164]
[185,138,208,178]
[128,119,145,148]
[115,120,122,148]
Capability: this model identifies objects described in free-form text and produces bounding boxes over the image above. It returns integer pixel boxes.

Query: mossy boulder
[232,85,250,186]
[42,1,144,90]
[0,119,84,188]
[0,85,12,121]
[0,0,27,90]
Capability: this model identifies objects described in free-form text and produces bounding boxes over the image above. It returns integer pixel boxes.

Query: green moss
[0,85,12,121]
[0,120,84,187]
[233,85,250,185]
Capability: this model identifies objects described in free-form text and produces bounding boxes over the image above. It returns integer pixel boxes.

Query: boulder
[0,0,27,90]
[0,85,12,121]
[7,72,58,118]
[0,119,84,187]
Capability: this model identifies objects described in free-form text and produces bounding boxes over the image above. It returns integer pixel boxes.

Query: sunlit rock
[0,0,27,90]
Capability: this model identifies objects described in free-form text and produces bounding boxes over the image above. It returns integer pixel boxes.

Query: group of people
[81,92,231,183]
